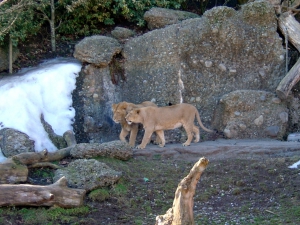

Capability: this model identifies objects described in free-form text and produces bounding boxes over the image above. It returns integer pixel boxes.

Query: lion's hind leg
[155,130,165,147]
[193,125,200,143]
[182,125,194,147]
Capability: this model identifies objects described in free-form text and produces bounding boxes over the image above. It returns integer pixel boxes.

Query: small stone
[254,115,263,126]
[223,129,231,138]
[272,97,281,104]
[239,124,246,130]
[234,111,241,116]
[279,112,288,123]
[229,69,236,73]
[196,97,201,102]
[265,126,279,137]
[93,93,98,99]
[260,95,266,101]
[205,61,213,67]
[218,63,227,71]
[259,68,265,77]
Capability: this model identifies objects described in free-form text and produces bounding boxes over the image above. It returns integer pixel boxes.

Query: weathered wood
[0,176,86,208]
[276,12,300,99]
[276,57,300,99]
[12,147,73,165]
[28,162,61,169]
[0,158,28,184]
[155,157,209,225]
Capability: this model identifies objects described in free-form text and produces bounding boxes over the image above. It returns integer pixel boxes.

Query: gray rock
[111,27,136,39]
[70,140,133,160]
[144,7,200,30]
[72,1,287,144]
[40,114,67,149]
[53,159,122,191]
[0,128,35,157]
[73,35,122,67]
[213,90,288,139]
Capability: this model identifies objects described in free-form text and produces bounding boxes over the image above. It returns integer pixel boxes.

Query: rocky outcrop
[144,7,200,30]
[53,159,122,191]
[72,1,288,145]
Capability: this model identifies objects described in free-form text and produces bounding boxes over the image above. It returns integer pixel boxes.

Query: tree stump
[155,157,209,225]
[0,176,86,208]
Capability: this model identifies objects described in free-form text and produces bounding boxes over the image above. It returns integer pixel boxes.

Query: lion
[125,103,213,149]
[112,101,160,147]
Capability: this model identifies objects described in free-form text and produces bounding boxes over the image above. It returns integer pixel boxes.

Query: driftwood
[0,158,28,184]
[276,11,300,99]
[155,157,209,225]
[12,147,72,165]
[0,176,86,208]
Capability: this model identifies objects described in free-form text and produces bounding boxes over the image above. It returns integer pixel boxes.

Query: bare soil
[1,139,299,225]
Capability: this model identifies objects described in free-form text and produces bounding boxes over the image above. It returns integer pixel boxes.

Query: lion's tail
[195,110,214,133]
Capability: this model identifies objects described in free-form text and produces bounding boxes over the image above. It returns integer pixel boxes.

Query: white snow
[0,58,81,162]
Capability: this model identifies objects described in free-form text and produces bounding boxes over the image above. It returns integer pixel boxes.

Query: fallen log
[12,147,72,165]
[155,157,209,225]
[0,176,86,208]
[276,11,300,99]
[0,158,28,184]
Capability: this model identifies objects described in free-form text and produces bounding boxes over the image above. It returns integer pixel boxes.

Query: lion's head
[125,109,142,125]
[112,101,130,124]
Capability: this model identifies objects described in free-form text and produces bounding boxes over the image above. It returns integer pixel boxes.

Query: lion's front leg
[119,128,129,143]
[129,123,139,147]
[137,129,153,149]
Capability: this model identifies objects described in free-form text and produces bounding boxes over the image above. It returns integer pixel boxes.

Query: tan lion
[112,101,159,147]
[125,103,213,149]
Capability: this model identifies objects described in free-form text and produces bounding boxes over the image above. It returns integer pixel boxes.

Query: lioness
[125,103,213,149]
[112,101,158,147]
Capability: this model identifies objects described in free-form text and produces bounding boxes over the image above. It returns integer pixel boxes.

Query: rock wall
[72,1,291,145]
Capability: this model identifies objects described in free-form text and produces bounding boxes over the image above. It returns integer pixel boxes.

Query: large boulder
[53,159,122,192]
[0,128,35,157]
[72,1,287,144]
[212,90,288,139]
[144,7,200,30]
[121,1,285,140]
[73,35,122,67]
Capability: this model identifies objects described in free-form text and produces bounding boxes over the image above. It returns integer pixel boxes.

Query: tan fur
[112,101,158,147]
[125,103,213,149]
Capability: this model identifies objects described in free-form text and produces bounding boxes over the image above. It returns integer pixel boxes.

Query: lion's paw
[136,145,146,149]
[158,144,165,148]
[182,142,190,147]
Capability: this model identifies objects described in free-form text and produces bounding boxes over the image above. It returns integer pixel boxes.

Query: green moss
[88,188,110,202]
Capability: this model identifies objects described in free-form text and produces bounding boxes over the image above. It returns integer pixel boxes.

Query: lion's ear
[112,104,117,111]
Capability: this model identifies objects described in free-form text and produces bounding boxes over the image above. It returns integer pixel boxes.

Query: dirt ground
[19,139,299,225]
